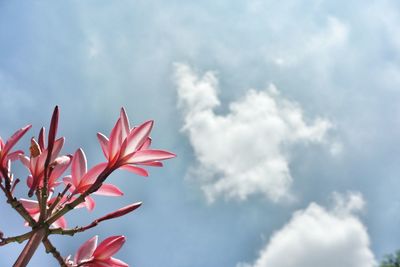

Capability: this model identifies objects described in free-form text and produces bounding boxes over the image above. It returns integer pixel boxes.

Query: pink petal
[100,257,129,267]
[85,196,96,211]
[108,119,122,161]
[50,155,72,183]
[50,137,65,162]
[2,125,32,160]
[93,236,126,260]
[140,161,163,167]
[53,216,67,229]
[139,137,152,150]
[80,163,107,188]
[35,151,48,177]
[75,235,98,264]
[71,149,87,186]
[27,175,33,188]
[19,155,31,169]
[94,184,124,196]
[19,199,39,211]
[123,120,153,156]
[120,165,148,177]
[7,150,24,161]
[97,133,110,159]
[120,108,130,140]
[127,150,176,164]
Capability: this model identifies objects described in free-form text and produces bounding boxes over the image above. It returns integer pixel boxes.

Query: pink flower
[19,197,67,228]
[63,149,123,211]
[69,235,128,267]
[97,108,176,176]
[0,125,31,177]
[19,134,70,194]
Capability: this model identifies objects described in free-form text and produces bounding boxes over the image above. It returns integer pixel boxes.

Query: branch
[0,183,36,226]
[49,202,142,237]
[47,184,71,216]
[13,228,46,267]
[42,237,67,267]
[0,231,33,246]
[46,167,113,226]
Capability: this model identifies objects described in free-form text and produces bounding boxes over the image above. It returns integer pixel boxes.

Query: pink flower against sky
[0,125,31,178]
[67,235,128,267]
[97,108,176,176]
[63,148,123,211]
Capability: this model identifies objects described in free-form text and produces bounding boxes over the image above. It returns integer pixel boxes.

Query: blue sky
[0,1,400,266]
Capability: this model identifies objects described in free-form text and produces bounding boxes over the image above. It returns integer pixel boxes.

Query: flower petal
[139,137,152,150]
[120,108,130,140]
[108,119,122,161]
[94,184,124,196]
[97,133,110,160]
[19,155,31,169]
[140,161,163,167]
[127,150,176,164]
[75,235,98,264]
[101,257,129,267]
[84,196,96,211]
[80,162,107,188]
[53,216,67,229]
[19,199,39,212]
[6,150,24,161]
[50,137,65,162]
[2,125,32,160]
[26,175,33,188]
[120,165,148,177]
[123,120,153,156]
[71,149,87,186]
[49,155,72,186]
[93,236,126,260]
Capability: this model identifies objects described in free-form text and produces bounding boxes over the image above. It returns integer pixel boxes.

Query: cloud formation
[238,192,376,267]
[175,63,332,203]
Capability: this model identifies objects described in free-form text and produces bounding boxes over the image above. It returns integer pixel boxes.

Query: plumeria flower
[0,125,31,178]
[67,235,128,267]
[63,149,123,211]
[19,133,70,194]
[19,196,68,228]
[97,108,176,176]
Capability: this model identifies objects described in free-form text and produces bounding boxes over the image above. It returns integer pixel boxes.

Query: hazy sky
[1,1,400,266]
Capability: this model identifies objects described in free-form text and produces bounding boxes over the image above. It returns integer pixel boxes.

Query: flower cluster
[0,107,175,267]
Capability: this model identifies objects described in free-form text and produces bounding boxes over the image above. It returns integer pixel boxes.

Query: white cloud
[175,63,333,203]
[238,192,376,267]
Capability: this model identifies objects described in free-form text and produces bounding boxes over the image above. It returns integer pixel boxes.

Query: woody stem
[13,228,46,267]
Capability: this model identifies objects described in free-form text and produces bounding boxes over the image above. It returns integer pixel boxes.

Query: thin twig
[48,184,71,216]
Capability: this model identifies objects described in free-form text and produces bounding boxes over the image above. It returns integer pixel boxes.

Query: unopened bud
[97,202,142,223]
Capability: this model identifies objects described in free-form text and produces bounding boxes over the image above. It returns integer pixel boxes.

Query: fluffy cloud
[175,63,333,203]
[238,192,376,267]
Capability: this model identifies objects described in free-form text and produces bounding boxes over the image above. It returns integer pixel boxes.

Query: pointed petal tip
[24,124,33,131]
